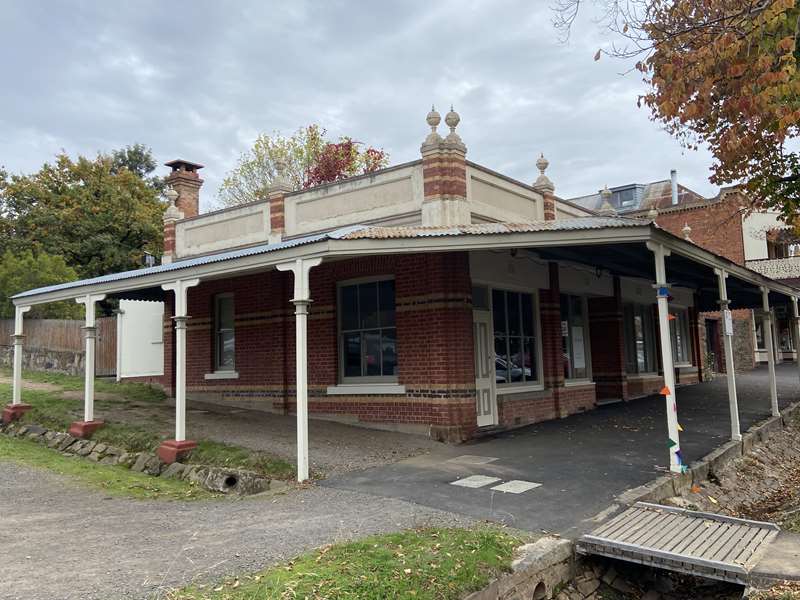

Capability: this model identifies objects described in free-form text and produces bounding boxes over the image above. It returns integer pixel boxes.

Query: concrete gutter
[616,401,800,505]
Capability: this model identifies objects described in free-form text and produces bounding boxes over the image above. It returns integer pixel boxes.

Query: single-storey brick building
[7,108,799,480]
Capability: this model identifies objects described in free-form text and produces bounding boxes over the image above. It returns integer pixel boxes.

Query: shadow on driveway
[324,364,800,536]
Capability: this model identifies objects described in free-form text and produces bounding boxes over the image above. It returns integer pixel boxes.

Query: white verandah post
[3,305,32,423]
[792,297,800,383]
[68,294,107,438]
[714,269,741,441]
[11,305,31,406]
[159,278,200,463]
[647,241,682,473]
[761,286,780,417]
[277,257,323,483]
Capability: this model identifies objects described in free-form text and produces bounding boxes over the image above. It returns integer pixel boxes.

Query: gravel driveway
[98,402,442,476]
[0,462,471,600]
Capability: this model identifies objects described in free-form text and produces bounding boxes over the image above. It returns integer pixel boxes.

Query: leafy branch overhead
[555,0,800,223]
[218,125,389,206]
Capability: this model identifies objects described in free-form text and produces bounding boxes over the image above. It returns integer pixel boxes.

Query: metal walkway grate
[577,502,780,584]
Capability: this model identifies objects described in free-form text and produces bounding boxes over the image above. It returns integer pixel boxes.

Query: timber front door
[473,310,498,427]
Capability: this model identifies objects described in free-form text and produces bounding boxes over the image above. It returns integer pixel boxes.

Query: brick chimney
[532,153,556,220]
[421,106,470,226]
[165,159,204,219]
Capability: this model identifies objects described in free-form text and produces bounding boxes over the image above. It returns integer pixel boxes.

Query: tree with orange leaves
[555,0,800,223]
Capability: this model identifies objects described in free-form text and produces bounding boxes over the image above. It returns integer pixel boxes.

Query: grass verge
[168,526,523,600]
[0,435,216,501]
[0,376,296,479]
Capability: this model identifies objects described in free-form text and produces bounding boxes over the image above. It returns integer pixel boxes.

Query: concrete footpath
[324,364,800,535]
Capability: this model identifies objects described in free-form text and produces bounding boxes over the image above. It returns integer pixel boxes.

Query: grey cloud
[1,0,718,212]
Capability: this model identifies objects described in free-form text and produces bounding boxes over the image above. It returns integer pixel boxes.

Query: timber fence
[0,317,117,376]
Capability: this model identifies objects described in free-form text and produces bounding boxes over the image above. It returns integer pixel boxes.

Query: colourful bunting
[677,423,684,432]
[667,438,678,448]
[668,313,677,321]
[660,386,671,396]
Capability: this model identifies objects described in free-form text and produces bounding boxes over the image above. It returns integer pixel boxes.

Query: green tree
[0,250,81,319]
[218,124,389,206]
[111,143,165,193]
[0,151,164,279]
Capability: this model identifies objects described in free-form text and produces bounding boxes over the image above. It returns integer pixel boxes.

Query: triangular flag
[674,402,678,412]
[677,423,684,432]
[668,313,677,321]
[660,386,671,396]
[667,438,678,448]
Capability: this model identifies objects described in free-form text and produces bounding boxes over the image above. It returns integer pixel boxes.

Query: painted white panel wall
[467,166,543,222]
[175,202,271,258]
[118,300,164,378]
[742,211,788,261]
[559,263,613,297]
[469,250,548,290]
[285,164,423,236]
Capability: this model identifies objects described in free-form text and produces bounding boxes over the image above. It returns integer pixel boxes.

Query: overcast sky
[1,0,718,211]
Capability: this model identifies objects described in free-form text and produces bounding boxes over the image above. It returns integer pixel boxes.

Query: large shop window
[214,294,236,371]
[492,289,538,385]
[623,303,657,374]
[670,308,692,365]
[339,279,397,381]
[560,294,589,380]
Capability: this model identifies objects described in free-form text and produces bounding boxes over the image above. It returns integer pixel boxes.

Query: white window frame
[623,302,659,375]
[210,292,237,376]
[337,275,398,384]
[474,280,544,394]
[560,293,593,383]
[670,306,693,367]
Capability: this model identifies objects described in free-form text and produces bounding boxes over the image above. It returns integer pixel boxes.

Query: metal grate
[577,502,779,584]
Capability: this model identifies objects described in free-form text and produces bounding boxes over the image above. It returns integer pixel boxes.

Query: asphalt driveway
[324,363,800,536]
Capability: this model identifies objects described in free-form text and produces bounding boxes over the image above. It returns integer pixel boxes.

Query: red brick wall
[589,276,627,400]
[655,194,745,265]
[154,252,477,441]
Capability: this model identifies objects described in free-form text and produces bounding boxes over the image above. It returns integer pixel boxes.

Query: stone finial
[163,186,183,222]
[682,222,693,241]
[443,105,466,151]
[423,105,443,149]
[647,206,659,220]
[598,185,616,216]
[532,153,555,194]
[269,156,292,194]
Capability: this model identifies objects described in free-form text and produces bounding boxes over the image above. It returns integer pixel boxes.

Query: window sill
[326,383,406,396]
[496,384,544,395]
[564,379,594,387]
[204,371,239,380]
[626,372,659,379]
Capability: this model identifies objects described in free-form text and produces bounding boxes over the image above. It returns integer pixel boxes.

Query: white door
[473,310,498,427]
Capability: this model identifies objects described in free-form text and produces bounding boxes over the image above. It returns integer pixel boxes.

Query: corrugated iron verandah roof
[12,218,647,301]
[11,216,799,305]
[11,226,365,300]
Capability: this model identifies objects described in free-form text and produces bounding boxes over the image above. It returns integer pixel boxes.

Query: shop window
[623,303,657,374]
[560,294,589,380]
[214,294,235,371]
[492,289,538,386]
[670,308,692,365]
[339,279,397,381]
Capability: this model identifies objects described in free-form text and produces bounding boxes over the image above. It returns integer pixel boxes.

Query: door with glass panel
[473,310,498,427]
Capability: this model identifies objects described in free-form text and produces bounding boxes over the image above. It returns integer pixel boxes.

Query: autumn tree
[0,150,164,279]
[555,0,800,222]
[218,125,389,206]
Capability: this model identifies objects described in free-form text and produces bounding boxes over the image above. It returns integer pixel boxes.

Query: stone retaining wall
[0,345,85,376]
[0,421,273,496]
